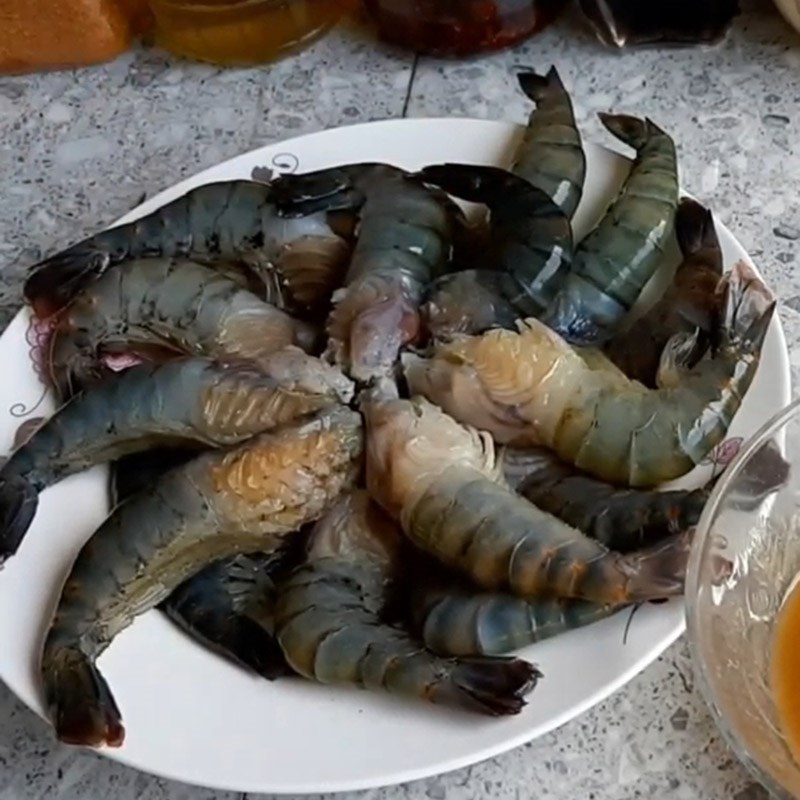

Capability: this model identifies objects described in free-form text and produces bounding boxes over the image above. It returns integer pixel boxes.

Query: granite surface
[0,1,798,797]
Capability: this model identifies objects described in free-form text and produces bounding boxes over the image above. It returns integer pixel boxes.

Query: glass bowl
[150,0,354,65]
[687,398,800,798]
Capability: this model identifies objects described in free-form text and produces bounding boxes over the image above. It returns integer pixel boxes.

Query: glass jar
[150,0,355,65]
[362,0,567,56]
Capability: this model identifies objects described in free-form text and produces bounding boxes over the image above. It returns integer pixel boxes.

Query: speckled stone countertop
[1,1,799,798]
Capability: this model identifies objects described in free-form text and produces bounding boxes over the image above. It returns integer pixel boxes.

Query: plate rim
[1,116,791,794]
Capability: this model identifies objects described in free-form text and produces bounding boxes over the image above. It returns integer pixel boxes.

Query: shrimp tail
[722,260,776,350]
[445,657,541,716]
[598,113,652,149]
[43,648,124,747]
[517,66,561,103]
[623,532,692,602]
[676,197,723,271]
[25,245,111,319]
[0,474,39,563]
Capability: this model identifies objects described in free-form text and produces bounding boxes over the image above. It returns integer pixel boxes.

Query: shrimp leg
[274,491,539,715]
[41,407,362,747]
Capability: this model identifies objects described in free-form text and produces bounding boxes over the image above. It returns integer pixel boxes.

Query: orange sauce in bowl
[772,579,800,763]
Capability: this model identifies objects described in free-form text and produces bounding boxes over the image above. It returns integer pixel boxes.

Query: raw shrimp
[423,270,520,340]
[0,357,345,563]
[111,447,300,680]
[363,389,689,605]
[41,406,362,747]
[419,164,573,316]
[410,568,620,657]
[162,551,294,680]
[46,258,345,399]
[274,490,539,715]
[273,164,465,381]
[543,115,679,345]
[512,67,586,219]
[605,197,724,386]
[503,447,710,551]
[24,180,354,318]
[404,261,774,486]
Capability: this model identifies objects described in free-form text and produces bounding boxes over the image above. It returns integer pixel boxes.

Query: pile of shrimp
[2,66,780,748]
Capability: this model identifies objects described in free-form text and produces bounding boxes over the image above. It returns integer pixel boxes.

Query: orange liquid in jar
[772,579,800,763]
[151,0,355,65]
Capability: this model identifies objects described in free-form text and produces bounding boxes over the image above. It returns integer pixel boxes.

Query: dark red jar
[363,0,568,56]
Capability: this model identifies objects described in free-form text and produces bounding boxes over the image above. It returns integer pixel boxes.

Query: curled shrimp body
[24,180,354,318]
[503,447,710,551]
[405,262,774,486]
[411,571,619,657]
[363,390,689,606]
[0,358,345,563]
[544,115,679,345]
[605,197,724,387]
[40,406,362,747]
[273,164,465,381]
[512,68,586,219]
[274,491,539,716]
[47,258,340,399]
[419,164,573,316]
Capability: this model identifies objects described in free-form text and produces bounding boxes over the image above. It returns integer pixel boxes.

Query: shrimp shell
[41,407,362,747]
[363,392,689,606]
[25,180,353,318]
[543,115,679,345]
[406,262,774,486]
[274,491,540,715]
[513,67,586,219]
[46,258,338,399]
[0,358,345,564]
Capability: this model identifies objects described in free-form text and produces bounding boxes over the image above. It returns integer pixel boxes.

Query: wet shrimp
[363,388,689,605]
[405,261,774,486]
[543,115,679,345]
[423,270,520,340]
[41,406,362,747]
[410,567,620,657]
[24,180,354,318]
[274,490,539,715]
[272,164,465,382]
[512,67,586,219]
[0,357,347,563]
[503,447,710,552]
[419,164,573,317]
[605,197,724,387]
[46,258,347,399]
[111,447,300,681]
[162,552,295,680]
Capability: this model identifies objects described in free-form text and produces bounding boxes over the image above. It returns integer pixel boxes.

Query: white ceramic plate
[0,119,790,794]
